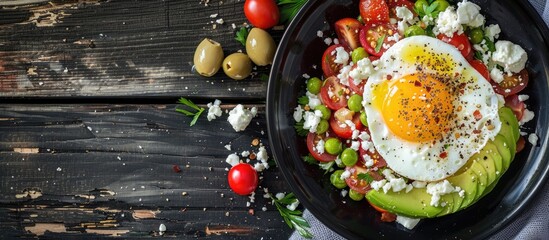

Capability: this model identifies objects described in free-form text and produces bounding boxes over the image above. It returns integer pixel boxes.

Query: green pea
[307,77,322,94]
[341,148,358,167]
[316,119,329,134]
[349,189,364,201]
[469,28,484,44]
[360,111,368,127]
[347,94,363,112]
[405,25,426,38]
[325,138,342,155]
[351,47,369,63]
[330,170,348,189]
[414,0,429,15]
[433,0,450,13]
[314,105,332,120]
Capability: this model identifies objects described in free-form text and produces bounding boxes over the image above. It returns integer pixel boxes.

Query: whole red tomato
[228,163,258,195]
[244,0,280,29]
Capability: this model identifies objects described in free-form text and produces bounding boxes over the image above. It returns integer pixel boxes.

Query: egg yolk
[373,74,455,142]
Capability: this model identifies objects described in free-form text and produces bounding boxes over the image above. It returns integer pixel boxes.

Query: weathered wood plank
[0,0,282,99]
[0,104,292,238]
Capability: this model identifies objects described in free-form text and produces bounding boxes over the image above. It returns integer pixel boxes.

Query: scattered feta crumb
[159,223,167,234]
[528,133,538,146]
[341,189,348,197]
[456,0,485,27]
[227,104,257,132]
[518,95,530,102]
[293,105,304,122]
[434,7,463,37]
[275,192,285,200]
[520,109,535,125]
[396,215,421,230]
[333,46,349,64]
[241,151,250,157]
[224,144,232,151]
[216,18,224,24]
[316,30,324,38]
[492,40,528,74]
[490,68,505,84]
[485,24,501,41]
[426,180,458,207]
[340,170,351,180]
[286,199,300,211]
[225,153,240,166]
[207,99,222,121]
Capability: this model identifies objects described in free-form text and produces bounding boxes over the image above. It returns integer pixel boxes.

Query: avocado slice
[469,159,489,200]
[366,187,444,218]
[475,146,498,185]
[483,141,505,176]
[497,111,517,159]
[494,134,512,171]
[499,107,520,144]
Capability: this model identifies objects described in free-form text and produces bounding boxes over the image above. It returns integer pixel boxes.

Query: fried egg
[362,36,501,182]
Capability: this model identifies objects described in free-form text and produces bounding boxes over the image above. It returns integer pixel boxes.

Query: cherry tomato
[320,76,350,110]
[335,18,362,51]
[387,0,415,18]
[359,23,399,57]
[358,144,387,169]
[368,200,387,213]
[359,0,390,23]
[321,44,347,78]
[505,94,526,121]
[306,131,338,162]
[516,136,526,153]
[344,165,382,194]
[437,33,473,60]
[469,59,490,82]
[492,69,529,97]
[347,65,367,95]
[244,0,280,29]
[329,111,363,139]
[228,163,258,195]
[381,212,397,222]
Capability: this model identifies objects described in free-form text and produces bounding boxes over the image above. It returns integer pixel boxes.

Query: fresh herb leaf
[318,161,335,174]
[474,51,483,60]
[235,27,249,46]
[424,2,439,17]
[302,154,317,165]
[357,173,374,183]
[375,34,386,53]
[294,121,309,137]
[260,73,270,81]
[277,0,308,25]
[297,95,309,106]
[176,97,205,126]
[270,193,313,239]
[484,37,496,52]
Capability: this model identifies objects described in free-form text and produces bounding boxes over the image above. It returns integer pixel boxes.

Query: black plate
[267,0,549,239]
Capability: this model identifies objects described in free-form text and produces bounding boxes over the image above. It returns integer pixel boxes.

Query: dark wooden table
[0,0,294,238]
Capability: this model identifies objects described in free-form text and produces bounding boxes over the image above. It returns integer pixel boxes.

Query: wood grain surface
[0,0,294,238]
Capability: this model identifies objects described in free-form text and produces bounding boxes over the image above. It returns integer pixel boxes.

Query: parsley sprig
[357,173,374,183]
[175,97,205,126]
[374,34,386,53]
[235,27,249,46]
[277,0,308,25]
[270,193,312,239]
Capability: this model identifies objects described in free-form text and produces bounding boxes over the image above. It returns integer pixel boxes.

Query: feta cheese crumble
[225,153,240,166]
[396,215,421,230]
[456,0,485,27]
[434,7,463,37]
[426,180,459,207]
[206,99,222,121]
[492,41,528,74]
[227,104,257,132]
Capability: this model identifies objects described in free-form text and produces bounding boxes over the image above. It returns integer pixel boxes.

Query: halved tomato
[492,69,529,97]
[321,44,346,77]
[469,59,490,82]
[320,76,350,110]
[516,136,526,153]
[306,132,337,162]
[358,143,387,169]
[505,94,526,121]
[359,0,390,23]
[347,65,366,95]
[359,23,399,57]
[387,0,415,18]
[329,110,363,139]
[437,33,473,60]
[335,18,362,51]
[344,164,383,194]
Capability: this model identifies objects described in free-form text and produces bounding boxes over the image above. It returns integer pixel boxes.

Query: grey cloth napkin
[290,0,549,239]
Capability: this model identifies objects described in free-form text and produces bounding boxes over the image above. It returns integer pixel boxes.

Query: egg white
[362,36,501,182]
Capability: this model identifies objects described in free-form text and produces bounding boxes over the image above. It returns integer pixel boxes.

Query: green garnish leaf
[425,2,439,16]
[294,121,309,137]
[474,51,483,60]
[176,97,205,126]
[270,193,313,239]
[357,173,374,183]
[302,154,318,165]
[375,34,386,53]
[277,0,308,25]
[297,95,309,106]
[318,161,335,174]
[260,73,270,81]
[235,27,249,46]
[485,37,496,52]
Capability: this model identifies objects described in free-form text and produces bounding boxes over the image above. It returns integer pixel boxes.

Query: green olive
[193,38,224,77]
[246,28,276,66]
[222,53,252,80]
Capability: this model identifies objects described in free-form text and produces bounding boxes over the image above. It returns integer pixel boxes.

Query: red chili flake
[386,75,393,80]
[473,110,482,121]
[439,152,448,158]
[248,209,255,216]
[414,81,422,87]
[381,212,397,222]
[425,86,432,92]
[173,164,182,173]
[473,129,481,134]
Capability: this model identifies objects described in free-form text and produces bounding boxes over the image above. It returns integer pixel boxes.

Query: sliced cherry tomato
[359,0,390,23]
[492,69,529,97]
[381,212,397,222]
[359,23,399,57]
[505,94,526,121]
[358,143,387,169]
[321,44,346,78]
[469,59,490,82]
[387,0,415,18]
[243,0,280,29]
[306,132,337,162]
[335,18,362,51]
[437,33,473,60]
[368,200,387,213]
[344,165,382,194]
[516,136,526,153]
[329,111,363,139]
[228,163,258,195]
[320,76,350,110]
[348,78,366,95]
